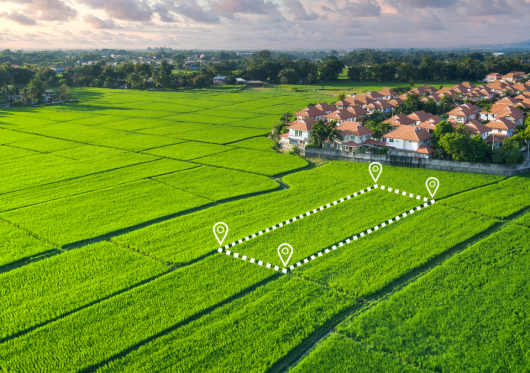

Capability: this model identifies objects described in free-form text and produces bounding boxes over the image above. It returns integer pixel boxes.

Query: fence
[304,148,530,177]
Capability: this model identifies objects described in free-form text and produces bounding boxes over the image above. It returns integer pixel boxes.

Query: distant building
[237,52,254,57]
[493,51,505,57]
[213,76,227,85]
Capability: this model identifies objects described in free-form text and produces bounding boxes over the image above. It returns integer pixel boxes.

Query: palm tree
[309,119,327,148]
[325,120,343,148]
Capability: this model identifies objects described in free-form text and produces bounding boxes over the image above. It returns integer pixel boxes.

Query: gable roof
[485,118,518,130]
[465,120,490,135]
[288,118,317,131]
[346,106,369,115]
[378,88,399,97]
[315,102,336,112]
[325,109,357,121]
[382,126,433,141]
[296,106,326,117]
[408,110,435,122]
[338,121,375,137]
[418,117,444,130]
[495,106,525,121]
[382,113,416,126]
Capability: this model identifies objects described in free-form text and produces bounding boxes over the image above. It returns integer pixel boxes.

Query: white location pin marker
[426,177,440,198]
[369,162,383,183]
[278,243,293,267]
[213,222,228,245]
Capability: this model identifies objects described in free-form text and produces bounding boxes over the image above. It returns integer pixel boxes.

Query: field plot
[291,334,421,373]
[0,145,38,160]
[338,225,530,373]
[195,147,308,176]
[112,169,370,265]
[0,159,196,212]
[154,166,281,201]
[7,136,83,153]
[1,179,211,247]
[0,256,274,373]
[0,220,55,268]
[0,242,168,341]
[296,205,495,296]
[315,161,504,199]
[231,189,420,269]
[143,141,232,160]
[229,136,276,152]
[167,124,269,144]
[439,182,530,219]
[96,277,355,373]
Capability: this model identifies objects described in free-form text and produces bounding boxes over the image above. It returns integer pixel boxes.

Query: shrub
[10,100,24,107]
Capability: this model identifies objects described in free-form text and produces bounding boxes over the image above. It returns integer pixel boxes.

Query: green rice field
[0,85,528,373]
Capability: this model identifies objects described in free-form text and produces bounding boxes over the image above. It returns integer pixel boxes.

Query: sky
[0,0,529,50]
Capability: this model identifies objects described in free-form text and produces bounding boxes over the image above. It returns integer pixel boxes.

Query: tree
[309,119,327,148]
[27,78,46,102]
[57,84,71,101]
[105,76,114,88]
[277,68,300,84]
[423,98,437,115]
[319,60,345,81]
[439,130,470,161]
[225,76,237,85]
[337,92,346,101]
[467,134,491,163]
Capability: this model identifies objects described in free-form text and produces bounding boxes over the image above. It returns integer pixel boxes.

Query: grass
[339,225,530,373]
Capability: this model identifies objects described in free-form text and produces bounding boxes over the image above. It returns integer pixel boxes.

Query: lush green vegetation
[0,86,528,373]
[0,242,168,340]
[0,255,274,372]
[0,221,54,267]
[297,205,495,297]
[290,334,422,373]
[439,182,530,219]
[96,276,355,373]
[340,225,530,373]
[234,190,419,267]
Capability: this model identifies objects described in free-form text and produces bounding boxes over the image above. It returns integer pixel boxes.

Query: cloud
[164,0,220,23]
[461,0,510,16]
[0,0,77,21]
[0,10,37,25]
[210,0,285,22]
[152,2,177,22]
[389,0,458,8]
[322,0,381,17]
[284,0,317,21]
[80,0,153,21]
[83,13,118,28]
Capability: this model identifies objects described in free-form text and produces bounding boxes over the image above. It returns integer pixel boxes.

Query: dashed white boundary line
[218,184,435,273]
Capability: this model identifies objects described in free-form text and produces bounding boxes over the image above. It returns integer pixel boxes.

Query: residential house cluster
[281,75,529,159]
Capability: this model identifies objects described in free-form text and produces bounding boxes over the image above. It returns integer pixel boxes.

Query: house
[485,118,517,139]
[236,78,247,85]
[298,78,309,85]
[421,95,442,105]
[408,110,436,125]
[245,80,264,87]
[365,100,393,114]
[446,103,481,123]
[378,88,399,100]
[350,94,375,107]
[335,100,352,109]
[418,117,444,132]
[465,120,491,139]
[237,52,254,57]
[44,90,54,98]
[296,106,326,121]
[325,109,357,125]
[388,97,404,107]
[382,126,434,154]
[314,102,337,115]
[336,122,384,151]
[213,76,227,85]
[383,113,416,128]
[365,91,385,101]
[494,106,525,125]
[502,71,526,83]
[286,118,316,147]
[485,73,503,82]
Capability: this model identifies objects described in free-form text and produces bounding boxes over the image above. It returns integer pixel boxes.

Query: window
[351,136,355,140]
[408,140,413,143]
[295,130,303,137]
[389,138,394,143]
[498,130,502,134]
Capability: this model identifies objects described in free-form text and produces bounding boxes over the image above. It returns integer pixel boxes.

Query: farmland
[0,85,529,373]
